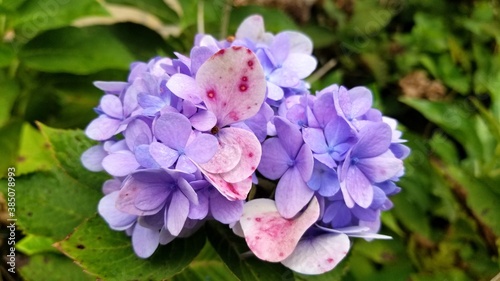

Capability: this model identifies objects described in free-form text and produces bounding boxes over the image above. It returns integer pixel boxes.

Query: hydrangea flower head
[81,14,410,275]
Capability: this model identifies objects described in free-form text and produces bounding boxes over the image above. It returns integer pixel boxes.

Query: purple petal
[357,151,403,183]
[102,151,140,177]
[275,167,315,218]
[190,110,217,131]
[188,189,209,220]
[81,145,107,172]
[282,53,317,79]
[134,184,169,213]
[269,68,299,88]
[154,112,192,149]
[269,33,290,64]
[302,127,328,153]
[124,119,152,150]
[352,122,392,158]
[132,223,160,258]
[285,31,313,54]
[158,228,175,245]
[308,161,340,197]
[102,178,122,194]
[281,233,350,275]
[295,144,314,182]
[313,153,337,169]
[166,191,190,236]
[85,115,121,141]
[185,133,218,164]
[177,176,199,205]
[312,92,337,127]
[345,165,373,208]
[182,100,197,118]
[190,46,215,74]
[93,81,128,94]
[175,155,198,173]
[267,82,284,101]
[258,137,290,180]
[100,95,123,119]
[134,144,159,169]
[98,191,137,230]
[275,117,303,158]
[346,86,373,119]
[166,74,203,104]
[149,142,178,169]
[209,190,243,224]
[322,201,352,227]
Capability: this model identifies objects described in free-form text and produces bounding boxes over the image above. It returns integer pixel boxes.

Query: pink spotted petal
[202,173,252,201]
[218,127,262,183]
[239,197,320,262]
[281,233,350,275]
[198,136,242,174]
[196,46,266,127]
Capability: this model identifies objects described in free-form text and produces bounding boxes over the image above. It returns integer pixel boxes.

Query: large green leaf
[0,43,15,67]
[19,23,167,74]
[13,0,108,40]
[19,253,94,281]
[0,120,22,177]
[401,98,486,162]
[171,241,238,281]
[17,235,59,256]
[206,222,294,281]
[16,122,54,175]
[13,125,106,239]
[38,123,108,189]
[59,216,206,281]
[0,79,18,126]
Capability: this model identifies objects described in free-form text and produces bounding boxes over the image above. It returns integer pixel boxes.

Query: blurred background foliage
[0,0,499,280]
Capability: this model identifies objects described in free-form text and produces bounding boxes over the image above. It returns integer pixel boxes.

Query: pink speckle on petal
[232,46,242,51]
[241,76,248,81]
[255,217,262,222]
[327,258,334,263]
[215,49,225,56]
[207,90,216,99]
[239,84,248,92]
[247,60,254,69]
[279,252,284,257]
[229,111,239,121]
[248,152,254,158]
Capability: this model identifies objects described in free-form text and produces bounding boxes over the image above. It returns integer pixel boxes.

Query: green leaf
[0,120,22,177]
[171,241,238,281]
[13,125,105,239]
[14,170,102,240]
[19,253,94,281]
[206,221,294,281]
[17,235,59,255]
[58,215,206,281]
[401,98,485,162]
[38,123,108,189]
[0,79,18,126]
[446,165,500,237]
[16,122,54,175]
[13,0,108,40]
[19,23,167,74]
[0,43,15,67]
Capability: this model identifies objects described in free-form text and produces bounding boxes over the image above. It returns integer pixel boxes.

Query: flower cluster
[82,15,409,274]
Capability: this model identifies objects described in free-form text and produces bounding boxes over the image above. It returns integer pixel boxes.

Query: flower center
[211,126,219,134]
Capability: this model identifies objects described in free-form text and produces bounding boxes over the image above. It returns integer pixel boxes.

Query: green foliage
[1,0,499,280]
